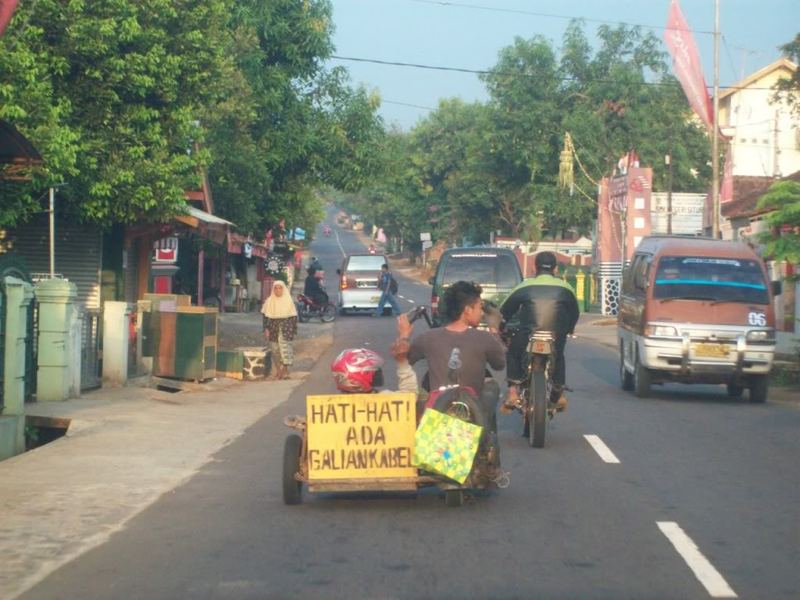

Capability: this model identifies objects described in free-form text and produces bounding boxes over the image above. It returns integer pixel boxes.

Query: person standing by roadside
[261,280,298,380]
[374,263,401,317]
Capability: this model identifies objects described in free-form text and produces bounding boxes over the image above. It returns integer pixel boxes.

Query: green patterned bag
[412,408,483,484]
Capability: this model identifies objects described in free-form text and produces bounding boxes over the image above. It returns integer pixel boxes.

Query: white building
[718,58,799,178]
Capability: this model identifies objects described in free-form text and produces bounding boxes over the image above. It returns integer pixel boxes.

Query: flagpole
[712,0,720,238]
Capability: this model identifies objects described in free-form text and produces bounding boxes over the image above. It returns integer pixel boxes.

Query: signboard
[651,193,705,235]
[609,175,628,213]
[422,240,433,250]
[306,393,417,480]
[420,232,431,242]
[153,237,178,263]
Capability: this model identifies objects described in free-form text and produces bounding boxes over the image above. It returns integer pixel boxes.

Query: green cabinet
[142,298,218,381]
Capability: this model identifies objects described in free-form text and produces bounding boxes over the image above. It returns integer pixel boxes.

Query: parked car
[618,235,781,402]
[429,247,523,326]
[336,253,389,315]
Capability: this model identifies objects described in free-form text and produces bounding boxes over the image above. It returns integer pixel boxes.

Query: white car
[336,253,388,314]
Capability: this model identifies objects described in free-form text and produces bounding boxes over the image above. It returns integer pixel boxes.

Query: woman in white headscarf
[261,280,298,379]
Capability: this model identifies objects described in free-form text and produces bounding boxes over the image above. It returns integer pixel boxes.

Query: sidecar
[282,391,504,507]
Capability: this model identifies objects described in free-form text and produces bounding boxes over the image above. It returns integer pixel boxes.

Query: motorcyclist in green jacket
[500,251,579,412]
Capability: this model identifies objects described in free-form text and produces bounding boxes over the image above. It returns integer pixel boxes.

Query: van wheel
[620,341,634,391]
[748,375,768,404]
[726,383,744,399]
[633,350,651,398]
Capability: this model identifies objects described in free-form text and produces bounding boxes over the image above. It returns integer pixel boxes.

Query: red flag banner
[664,0,713,131]
[0,0,18,37]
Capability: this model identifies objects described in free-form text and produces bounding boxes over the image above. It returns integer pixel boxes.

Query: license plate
[529,340,551,354]
[370,296,381,302]
[693,343,728,358]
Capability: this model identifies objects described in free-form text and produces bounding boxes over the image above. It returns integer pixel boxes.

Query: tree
[757,180,800,274]
[203,0,385,236]
[355,22,712,249]
[0,0,231,228]
[773,33,800,119]
[0,0,385,236]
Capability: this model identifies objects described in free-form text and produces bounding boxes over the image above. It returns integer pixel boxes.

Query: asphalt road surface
[21,216,800,599]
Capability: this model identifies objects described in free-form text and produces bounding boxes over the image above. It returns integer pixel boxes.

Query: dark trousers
[507,330,567,391]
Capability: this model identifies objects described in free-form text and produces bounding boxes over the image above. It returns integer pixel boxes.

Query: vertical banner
[720,144,734,204]
[664,0,713,131]
[0,0,18,37]
[597,177,622,264]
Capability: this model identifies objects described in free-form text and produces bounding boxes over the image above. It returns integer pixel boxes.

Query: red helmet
[331,348,385,392]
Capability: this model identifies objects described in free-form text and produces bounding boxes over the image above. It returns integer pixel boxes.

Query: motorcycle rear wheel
[529,369,547,448]
[320,303,337,322]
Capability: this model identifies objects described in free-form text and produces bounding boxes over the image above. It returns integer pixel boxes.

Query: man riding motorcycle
[303,265,329,306]
[500,251,579,413]
[331,307,506,488]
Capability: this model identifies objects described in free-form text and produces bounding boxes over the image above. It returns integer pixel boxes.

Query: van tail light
[340,276,348,290]
[431,294,439,317]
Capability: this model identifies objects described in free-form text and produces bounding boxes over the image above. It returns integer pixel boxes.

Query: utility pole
[666,153,673,235]
[711,0,721,238]
[49,186,55,277]
[773,109,781,177]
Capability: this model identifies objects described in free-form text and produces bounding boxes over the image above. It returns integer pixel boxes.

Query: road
[20,215,800,599]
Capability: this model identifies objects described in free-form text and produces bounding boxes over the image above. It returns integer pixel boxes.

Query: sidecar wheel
[283,434,303,505]
[444,489,464,507]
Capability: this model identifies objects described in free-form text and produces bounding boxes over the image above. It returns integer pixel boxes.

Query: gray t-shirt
[408,327,506,393]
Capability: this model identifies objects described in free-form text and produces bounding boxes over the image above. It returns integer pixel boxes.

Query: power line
[405,0,715,35]
[382,99,437,111]
[331,55,780,92]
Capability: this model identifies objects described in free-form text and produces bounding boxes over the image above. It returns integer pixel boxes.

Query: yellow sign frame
[306,392,417,480]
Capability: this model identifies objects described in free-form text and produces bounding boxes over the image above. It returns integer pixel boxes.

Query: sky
[327,0,800,130]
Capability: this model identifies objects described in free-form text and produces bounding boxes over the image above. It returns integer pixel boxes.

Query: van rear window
[346,255,386,271]
[442,255,519,287]
[653,256,768,304]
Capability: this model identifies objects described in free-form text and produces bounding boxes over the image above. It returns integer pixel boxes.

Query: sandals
[272,365,291,380]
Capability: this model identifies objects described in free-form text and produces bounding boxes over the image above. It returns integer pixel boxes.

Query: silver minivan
[336,253,389,314]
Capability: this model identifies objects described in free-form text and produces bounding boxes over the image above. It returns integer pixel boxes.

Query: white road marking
[583,434,620,463]
[657,521,738,598]
[334,229,346,257]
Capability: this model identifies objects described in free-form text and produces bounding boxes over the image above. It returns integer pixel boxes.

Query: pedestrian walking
[261,280,298,379]
[374,263,401,317]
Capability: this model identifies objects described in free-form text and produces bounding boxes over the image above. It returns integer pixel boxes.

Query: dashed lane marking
[657,521,738,598]
[583,434,620,463]
[334,229,346,257]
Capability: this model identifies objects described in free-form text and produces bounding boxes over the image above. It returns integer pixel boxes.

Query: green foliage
[358,21,710,249]
[0,0,385,235]
[757,180,800,272]
[1,0,231,227]
[773,33,800,119]
[202,1,385,236]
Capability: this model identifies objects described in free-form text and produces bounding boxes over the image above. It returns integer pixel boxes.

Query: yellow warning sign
[306,393,417,480]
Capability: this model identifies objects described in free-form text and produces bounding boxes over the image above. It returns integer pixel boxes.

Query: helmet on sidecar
[331,348,385,393]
